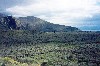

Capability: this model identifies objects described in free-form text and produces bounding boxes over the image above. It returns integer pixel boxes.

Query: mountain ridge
[0,14,80,32]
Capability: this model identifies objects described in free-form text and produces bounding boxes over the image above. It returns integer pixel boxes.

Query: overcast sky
[0,0,100,31]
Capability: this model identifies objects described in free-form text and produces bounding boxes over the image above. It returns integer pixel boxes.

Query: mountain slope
[17,16,80,32]
[0,14,80,32]
[0,16,17,30]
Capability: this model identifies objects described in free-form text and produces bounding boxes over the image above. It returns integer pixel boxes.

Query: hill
[17,16,80,32]
[0,14,80,32]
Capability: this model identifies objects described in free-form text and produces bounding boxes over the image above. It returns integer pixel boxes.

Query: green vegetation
[0,30,100,66]
[0,43,79,66]
[0,30,100,44]
[0,42,100,66]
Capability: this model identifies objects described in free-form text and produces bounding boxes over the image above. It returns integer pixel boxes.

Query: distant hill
[17,16,80,32]
[0,14,80,32]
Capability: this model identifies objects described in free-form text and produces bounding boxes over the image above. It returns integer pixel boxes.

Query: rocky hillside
[0,16,17,30]
[0,14,80,32]
[17,16,80,32]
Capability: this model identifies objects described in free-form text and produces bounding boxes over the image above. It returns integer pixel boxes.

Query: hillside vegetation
[0,42,100,66]
[0,30,100,44]
[0,30,100,66]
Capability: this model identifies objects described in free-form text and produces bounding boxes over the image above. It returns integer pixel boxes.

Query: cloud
[1,0,100,30]
[6,0,100,18]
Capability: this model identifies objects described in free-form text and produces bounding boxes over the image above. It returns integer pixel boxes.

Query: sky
[0,0,100,31]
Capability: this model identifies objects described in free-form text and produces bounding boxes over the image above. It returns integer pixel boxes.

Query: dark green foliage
[0,31,100,44]
[0,42,100,66]
[0,30,100,66]
[41,62,47,66]
[72,44,100,66]
[0,43,79,66]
